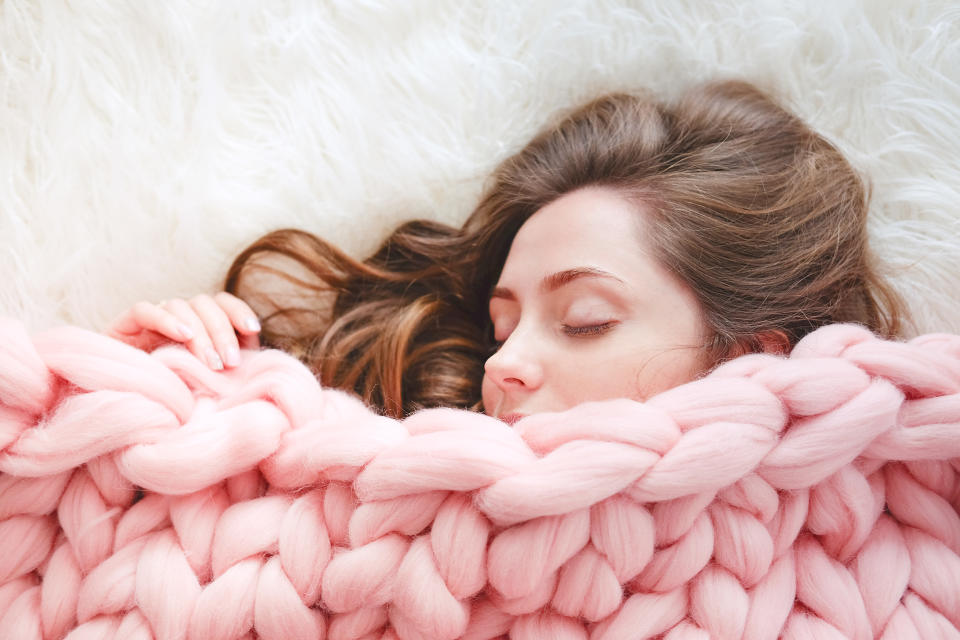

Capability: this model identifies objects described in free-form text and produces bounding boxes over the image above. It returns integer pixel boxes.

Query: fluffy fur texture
[0,1,959,334]
[1,319,959,638]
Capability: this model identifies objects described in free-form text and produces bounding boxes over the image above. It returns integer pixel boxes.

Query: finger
[238,332,260,351]
[111,301,195,342]
[153,300,198,342]
[190,294,241,369]
[213,292,262,335]
[106,306,142,336]
[164,298,223,370]
[106,325,168,352]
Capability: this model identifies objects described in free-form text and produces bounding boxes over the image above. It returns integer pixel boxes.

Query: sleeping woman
[105,79,908,422]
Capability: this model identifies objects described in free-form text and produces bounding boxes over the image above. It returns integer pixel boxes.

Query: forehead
[499,187,649,282]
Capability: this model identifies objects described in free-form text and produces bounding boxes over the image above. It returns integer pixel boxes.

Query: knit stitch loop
[1,319,958,639]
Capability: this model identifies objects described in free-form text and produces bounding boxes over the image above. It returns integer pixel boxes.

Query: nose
[483,329,545,392]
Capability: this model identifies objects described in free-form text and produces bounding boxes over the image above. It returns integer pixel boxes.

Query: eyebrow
[489,267,626,301]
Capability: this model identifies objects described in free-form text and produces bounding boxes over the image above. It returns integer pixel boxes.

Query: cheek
[481,375,499,415]
[628,347,706,400]
[546,348,640,408]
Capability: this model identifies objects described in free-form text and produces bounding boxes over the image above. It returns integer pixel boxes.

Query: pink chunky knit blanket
[1,318,959,640]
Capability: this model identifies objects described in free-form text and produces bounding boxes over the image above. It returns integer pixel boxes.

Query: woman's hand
[105,293,261,370]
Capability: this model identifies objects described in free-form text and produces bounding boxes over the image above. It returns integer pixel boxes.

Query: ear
[725,330,791,360]
[755,330,791,355]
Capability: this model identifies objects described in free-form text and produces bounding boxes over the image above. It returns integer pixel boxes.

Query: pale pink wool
[1,319,959,640]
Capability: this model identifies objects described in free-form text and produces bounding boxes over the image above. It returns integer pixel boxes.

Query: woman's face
[481,186,710,423]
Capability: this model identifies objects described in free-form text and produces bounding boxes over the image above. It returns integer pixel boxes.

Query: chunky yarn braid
[0,318,958,639]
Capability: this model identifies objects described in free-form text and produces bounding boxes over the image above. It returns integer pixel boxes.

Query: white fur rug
[1,0,958,336]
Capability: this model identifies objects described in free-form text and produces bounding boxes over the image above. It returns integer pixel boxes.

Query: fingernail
[245,318,261,332]
[177,324,194,340]
[206,348,223,370]
[224,346,240,368]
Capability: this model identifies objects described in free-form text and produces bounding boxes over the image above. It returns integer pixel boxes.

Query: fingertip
[244,318,261,333]
[205,347,224,371]
[224,346,241,368]
[176,324,195,340]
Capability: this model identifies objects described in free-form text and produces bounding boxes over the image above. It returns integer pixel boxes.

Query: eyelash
[488,321,617,353]
[562,321,617,337]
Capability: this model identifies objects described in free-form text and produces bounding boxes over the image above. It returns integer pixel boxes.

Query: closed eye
[487,321,618,354]
[561,321,618,337]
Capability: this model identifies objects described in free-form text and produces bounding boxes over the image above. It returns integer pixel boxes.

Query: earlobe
[726,330,791,360]
[756,330,791,355]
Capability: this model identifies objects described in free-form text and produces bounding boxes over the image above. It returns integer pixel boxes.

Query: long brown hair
[224,79,908,418]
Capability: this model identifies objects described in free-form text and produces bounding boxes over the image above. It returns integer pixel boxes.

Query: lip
[499,412,527,426]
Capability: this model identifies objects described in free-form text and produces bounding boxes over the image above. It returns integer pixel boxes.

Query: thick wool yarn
[1,318,958,639]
